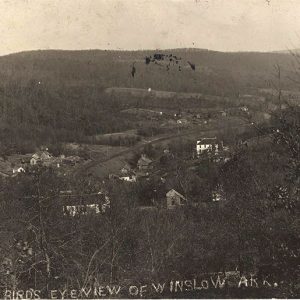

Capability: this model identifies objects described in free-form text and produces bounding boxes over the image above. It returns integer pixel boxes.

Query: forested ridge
[0,49,298,155]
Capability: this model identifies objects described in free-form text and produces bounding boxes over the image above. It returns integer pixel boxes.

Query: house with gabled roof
[137,154,153,171]
[30,150,52,165]
[119,175,137,183]
[12,167,25,175]
[196,137,223,157]
[62,191,110,217]
[121,163,132,175]
[166,189,187,209]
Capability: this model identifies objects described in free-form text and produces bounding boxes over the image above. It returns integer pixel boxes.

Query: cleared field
[90,130,141,146]
[92,129,138,140]
[100,129,138,137]
[81,144,129,160]
[121,108,164,116]
[88,157,131,178]
[105,87,204,99]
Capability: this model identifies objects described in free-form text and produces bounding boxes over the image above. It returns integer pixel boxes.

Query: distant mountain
[272,48,300,54]
[0,48,298,95]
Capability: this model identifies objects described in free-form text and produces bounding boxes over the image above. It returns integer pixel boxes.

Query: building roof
[121,163,132,170]
[197,137,217,145]
[32,151,52,160]
[166,189,186,199]
[138,155,153,165]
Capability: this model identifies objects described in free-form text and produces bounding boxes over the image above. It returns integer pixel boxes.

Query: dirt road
[74,124,250,177]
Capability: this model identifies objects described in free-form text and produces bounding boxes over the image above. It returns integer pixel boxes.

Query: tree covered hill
[0,48,298,156]
[0,49,297,95]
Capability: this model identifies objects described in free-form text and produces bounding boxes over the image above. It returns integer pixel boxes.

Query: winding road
[74,123,250,178]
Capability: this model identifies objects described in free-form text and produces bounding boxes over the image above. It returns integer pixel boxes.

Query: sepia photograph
[0,0,299,298]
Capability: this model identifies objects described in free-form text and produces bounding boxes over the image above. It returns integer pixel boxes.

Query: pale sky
[0,0,299,55]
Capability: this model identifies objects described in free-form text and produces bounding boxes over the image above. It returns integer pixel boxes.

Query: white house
[119,175,137,183]
[64,204,101,217]
[212,191,222,202]
[240,106,249,112]
[12,167,25,175]
[63,193,110,217]
[196,137,220,156]
[177,119,188,125]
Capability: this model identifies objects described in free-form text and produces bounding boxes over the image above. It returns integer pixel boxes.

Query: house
[119,162,137,182]
[60,190,72,195]
[30,151,52,165]
[101,195,111,212]
[121,163,132,175]
[62,156,81,166]
[30,157,38,165]
[43,157,61,168]
[174,112,182,118]
[12,167,25,175]
[196,137,221,156]
[212,190,225,202]
[163,148,170,154]
[177,119,188,125]
[137,154,153,171]
[160,177,166,183]
[109,173,119,180]
[63,192,110,217]
[54,158,61,168]
[63,204,101,217]
[119,175,137,183]
[166,189,187,209]
[30,151,63,168]
[240,106,249,112]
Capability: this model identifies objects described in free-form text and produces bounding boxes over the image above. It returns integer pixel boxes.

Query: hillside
[0,48,298,156]
[0,50,299,298]
[0,49,298,95]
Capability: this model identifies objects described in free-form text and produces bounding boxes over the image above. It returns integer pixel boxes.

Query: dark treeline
[0,82,137,155]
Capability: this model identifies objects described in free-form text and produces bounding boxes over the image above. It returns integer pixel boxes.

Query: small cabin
[166,189,187,209]
[137,154,153,171]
